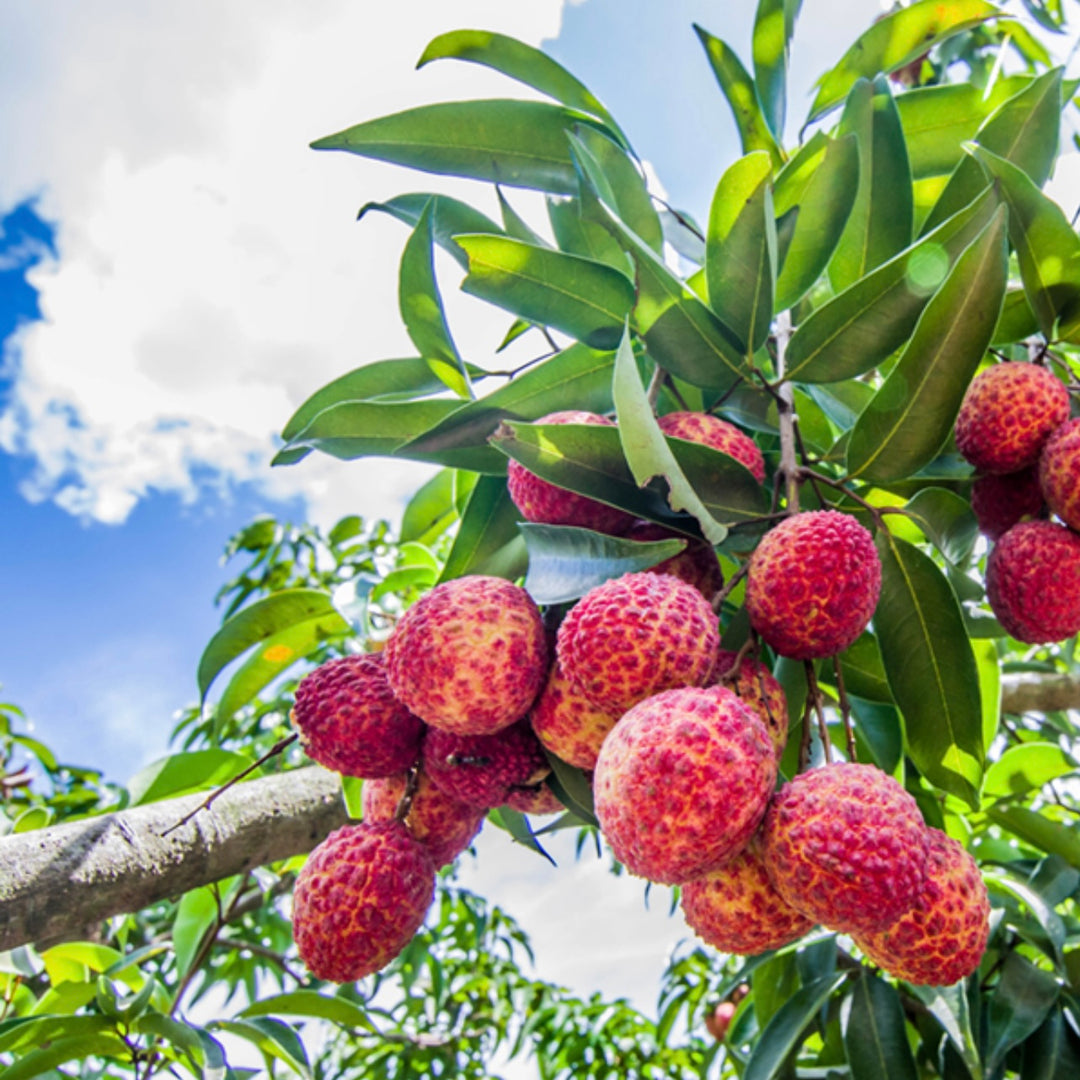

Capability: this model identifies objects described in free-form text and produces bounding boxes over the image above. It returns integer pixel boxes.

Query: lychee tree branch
[773,310,800,514]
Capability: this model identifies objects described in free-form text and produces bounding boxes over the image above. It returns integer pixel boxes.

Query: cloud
[0,1,571,527]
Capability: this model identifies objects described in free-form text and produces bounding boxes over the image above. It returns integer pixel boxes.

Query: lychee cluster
[955,362,1080,643]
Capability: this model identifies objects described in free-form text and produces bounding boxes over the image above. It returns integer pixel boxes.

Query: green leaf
[753,0,803,138]
[1022,1008,1080,1080]
[913,983,981,1079]
[786,185,999,383]
[837,633,892,703]
[0,1015,115,1055]
[0,1034,130,1079]
[521,524,686,605]
[487,807,556,865]
[842,973,918,1080]
[312,100,608,194]
[774,134,859,311]
[849,696,904,775]
[903,488,978,565]
[128,749,252,806]
[807,0,1000,123]
[986,867,1067,966]
[173,886,218,980]
[874,533,985,807]
[984,953,1060,1075]
[437,475,526,584]
[846,208,1007,482]
[984,743,1078,800]
[987,804,1080,870]
[541,752,598,826]
[547,193,633,271]
[695,25,784,169]
[213,1017,311,1078]
[707,151,776,352]
[400,468,457,544]
[829,78,913,293]
[993,286,1041,345]
[239,989,379,1031]
[457,234,635,350]
[197,589,343,701]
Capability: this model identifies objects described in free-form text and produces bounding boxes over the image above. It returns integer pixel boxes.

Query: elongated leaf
[0,1034,130,1080]
[1022,1009,1080,1080]
[986,868,1067,965]
[808,0,999,123]
[846,208,1007,482]
[913,983,981,1079]
[874,533,984,807]
[312,100,608,193]
[0,1015,115,1055]
[985,953,1060,1075]
[904,488,978,565]
[197,590,343,700]
[753,0,803,138]
[988,804,1080,869]
[213,1017,310,1078]
[707,151,776,352]
[128,749,252,806]
[993,286,1040,345]
[173,886,218,979]
[842,974,918,1080]
[458,234,635,350]
[437,475,526,584]
[487,806,556,865]
[695,25,784,168]
[541,752,598,825]
[984,743,1078,799]
[400,468,457,544]
[786,185,998,383]
[240,989,378,1031]
[548,193,633,271]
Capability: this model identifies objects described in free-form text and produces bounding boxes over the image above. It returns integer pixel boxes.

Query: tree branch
[1000,672,1080,716]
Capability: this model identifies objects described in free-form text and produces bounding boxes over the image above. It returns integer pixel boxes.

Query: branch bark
[1000,671,1080,716]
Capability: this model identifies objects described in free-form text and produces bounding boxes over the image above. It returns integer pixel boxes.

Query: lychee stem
[804,661,832,765]
[798,666,815,772]
[713,636,756,683]
[773,310,800,515]
[393,767,422,824]
[833,655,857,763]
[711,559,750,615]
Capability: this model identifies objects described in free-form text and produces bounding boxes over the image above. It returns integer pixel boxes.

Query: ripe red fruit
[971,467,1046,540]
[624,519,724,601]
[1038,417,1080,531]
[291,820,434,983]
[291,654,423,778]
[745,510,881,660]
[530,657,620,771]
[709,649,788,757]
[986,520,1080,643]
[955,362,1069,474]
[502,781,565,816]
[656,411,766,482]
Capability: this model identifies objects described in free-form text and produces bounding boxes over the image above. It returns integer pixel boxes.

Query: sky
[5,0,1059,1031]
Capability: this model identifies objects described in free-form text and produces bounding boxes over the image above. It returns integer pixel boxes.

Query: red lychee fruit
[657,411,766,482]
[681,844,815,955]
[593,685,776,885]
[704,1001,737,1042]
[986,520,1080,643]
[955,362,1069,475]
[422,720,549,809]
[853,829,990,986]
[530,657,620,770]
[556,572,720,715]
[291,654,424,779]
[385,575,547,736]
[624,519,724,601]
[502,781,565,816]
[971,467,1046,540]
[361,771,485,869]
[745,511,881,660]
[761,762,929,936]
[710,649,788,757]
[1039,416,1080,531]
[291,820,434,983]
[506,410,636,534]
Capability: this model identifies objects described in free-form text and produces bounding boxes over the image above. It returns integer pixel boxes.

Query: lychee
[971,467,1046,540]
[556,572,719,715]
[853,828,990,986]
[760,762,929,936]
[385,575,548,735]
[503,781,565,816]
[710,649,788,757]
[681,844,815,955]
[291,653,424,778]
[624,519,724,601]
[986,520,1080,643]
[530,657,620,770]
[593,685,776,884]
[657,411,766,482]
[506,410,636,534]
[291,820,434,983]
[1038,416,1080,531]
[954,362,1069,474]
[361,771,485,869]
[745,511,881,660]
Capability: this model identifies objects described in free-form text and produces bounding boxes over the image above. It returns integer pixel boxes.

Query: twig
[650,195,705,242]
[712,560,750,615]
[647,364,668,408]
[805,662,831,764]
[833,655,857,762]
[394,767,422,824]
[798,664,816,773]
[774,310,800,513]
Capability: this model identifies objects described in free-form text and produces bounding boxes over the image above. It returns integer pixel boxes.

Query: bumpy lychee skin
[971,467,1046,540]
[986,520,1080,643]
[530,657,620,770]
[854,829,990,986]
[657,411,766,483]
[710,650,788,757]
[557,572,720,715]
[503,781,565,816]
[955,362,1069,475]
[385,575,547,736]
[422,720,549,809]
[291,820,434,983]
[361,771,485,869]
[593,685,776,885]
[761,763,929,935]
[745,511,881,660]
[625,520,724,601]
[681,844,815,955]
[1039,417,1080,531]
[506,410,636,535]
[291,654,424,779]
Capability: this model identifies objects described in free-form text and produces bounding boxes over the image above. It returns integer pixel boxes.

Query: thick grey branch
[1001,672,1080,716]
[0,765,346,953]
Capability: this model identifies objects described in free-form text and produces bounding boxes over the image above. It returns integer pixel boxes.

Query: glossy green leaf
[197,589,343,700]
[786,185,998,383]
[913,983,981,1079]
[837,634,892,703]
[128,749,252,806]
[974,638,1001,751]
[850,697,904,775]
[0,1015,115,1055]
[312,100,607,194]
[753,0,803,138]
[875,533,984,807]
[437,475,526,584]
[992,286,1040,345]
[904,488,978,564]
[541,752,598,825]
[213,1016,311,1078]
[400,468,457,544]
[0,1034,130,1079]
[846,208,1007,482]
[986,867,1067,965]
[774,134,859,311]
[131,1014,213,1068]
[807,0,999,123]
[457,234,635,350]
[487,806,556,865]
[695,25,784,169]
[707,151,776,352]
[985,953,1060,1075]
[547,194,633,271]
[173,886,218,980]
[829,78,913,292]
[1021,1008,1080,1080]
[240,989,379,1031]
[984,742,1078,799]
[521,524,685,605]
[987,803,1080,869]
[842,973,918,1080]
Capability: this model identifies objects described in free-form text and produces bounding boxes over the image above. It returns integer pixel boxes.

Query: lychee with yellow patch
[971,467,1046,540]
[710,649,788,757]
[657,411,766,482]
[624,519,724,601]
[530,657,621,770]
[1038,417,1080,531]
